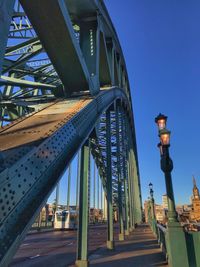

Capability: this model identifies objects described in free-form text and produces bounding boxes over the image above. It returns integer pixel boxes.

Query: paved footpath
[10,224,168,267]
[89,224,168,267]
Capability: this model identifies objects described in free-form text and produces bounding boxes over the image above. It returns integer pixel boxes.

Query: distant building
[183,204,192,212]
[155,204,165,222]
[162,194,168,209]
[144,200,150,223]
[144,178,200,225]
[144,200,165,223]
[189,176,200,221]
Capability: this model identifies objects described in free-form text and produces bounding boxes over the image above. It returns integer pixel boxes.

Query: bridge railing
[156,224,167,255]
[184,230,200,267]
[148,220,167,255]
[149,220,200,267]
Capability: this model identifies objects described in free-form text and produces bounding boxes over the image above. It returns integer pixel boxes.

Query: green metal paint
[76,143,89,265]
[106,109,114,249]
[115,104,124,240]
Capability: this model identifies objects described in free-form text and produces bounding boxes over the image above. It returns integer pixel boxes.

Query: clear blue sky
[104,0,200,205]
[49,0,200,206]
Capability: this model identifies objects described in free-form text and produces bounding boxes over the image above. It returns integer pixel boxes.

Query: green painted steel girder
[0,0,15,75]
[67,164,71,210]
[106,108,114,250]
[0,75,56,89]
[76,143,89,267]
[120,109,130,235]
[0,87,129,267]
[115,104,124,240]
[20,0,94,95]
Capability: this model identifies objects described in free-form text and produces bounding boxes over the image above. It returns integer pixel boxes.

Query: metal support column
[55,182,60,211]
[76,143,90,267]
[120,111,129,236]
[97,173,99,210]
[127,149,134,232]
[67,164,71,210]
[126,120,135,230]
[93,162,96,223]
[131,149,142,224]
[101,182,103,210]
[76,151,81,210]
[130,158,136,228]
[37,210,42,231]
[106,109,114,250]
[103,189,107,221]
[115,104,124,241]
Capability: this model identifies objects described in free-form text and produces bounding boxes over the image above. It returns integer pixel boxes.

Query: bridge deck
[9,224,168,267]
[89,224,168,267]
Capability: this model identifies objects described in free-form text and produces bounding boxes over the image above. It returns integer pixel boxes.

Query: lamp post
[149,183,156,220]
[148,183,156,235]
[147,197,151,223]
[154,113,189,267]
[155,114,177,223]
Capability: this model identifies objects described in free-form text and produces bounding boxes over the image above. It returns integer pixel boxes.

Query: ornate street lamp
[148,183,156,234]
[147,196,151,223]
[149,182,154,199]
[154,113,189,267]
[155,113,167,130]
[154,114,177,223]
[159,128,171,146]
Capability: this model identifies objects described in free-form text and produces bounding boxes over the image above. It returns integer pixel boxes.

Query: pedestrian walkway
[89,224,168,267]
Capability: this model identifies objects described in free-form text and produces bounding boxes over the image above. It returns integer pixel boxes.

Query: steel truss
[0,1,142,266]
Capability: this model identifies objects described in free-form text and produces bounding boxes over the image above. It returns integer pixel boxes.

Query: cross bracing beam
[9,6,35,39]
[5,37,39,57]
[0,1,63,124]
[90,138,107,192]
[0,0,15,74]
[0,75,56,90]
[19,0,94,95]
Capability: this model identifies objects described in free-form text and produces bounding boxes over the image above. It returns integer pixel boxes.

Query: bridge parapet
[149,220,200,267]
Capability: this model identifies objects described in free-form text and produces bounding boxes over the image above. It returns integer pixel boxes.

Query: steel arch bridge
[0,1,142,266]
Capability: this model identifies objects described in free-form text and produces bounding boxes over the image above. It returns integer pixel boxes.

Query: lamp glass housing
[160,130,170,146]
[157,119,166,130]
[155,114,167,130]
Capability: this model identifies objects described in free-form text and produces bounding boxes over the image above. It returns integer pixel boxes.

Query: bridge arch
[0,1,142,266]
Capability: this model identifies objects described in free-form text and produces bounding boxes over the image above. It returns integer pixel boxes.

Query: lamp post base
[118,233,124,241]
[125,230,129,236]
[106,240,114,250]
[75,260,89,267]
[166,222,189,267]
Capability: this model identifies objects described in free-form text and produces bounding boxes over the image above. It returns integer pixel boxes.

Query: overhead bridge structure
[0,1,142,266]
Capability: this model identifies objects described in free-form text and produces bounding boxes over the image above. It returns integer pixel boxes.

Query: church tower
[192,176,200,200]
[190,176,200,221]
